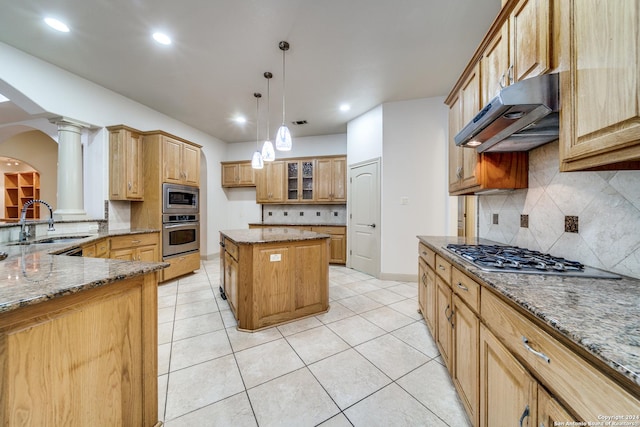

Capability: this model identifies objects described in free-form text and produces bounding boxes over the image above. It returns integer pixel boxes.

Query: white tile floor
[157,259,471,427]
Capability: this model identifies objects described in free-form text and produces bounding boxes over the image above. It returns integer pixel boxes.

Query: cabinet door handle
[508,64,514,85]
[499,71,506,89]
[421,273,427,284]
[131,240,141,244]
[522,336,551,363]
[445,304,454,326]
[456,166,463,179]
[128,182,132,190]
[456,282,469,292]
[438,264,446,271]
[519,405,530,427]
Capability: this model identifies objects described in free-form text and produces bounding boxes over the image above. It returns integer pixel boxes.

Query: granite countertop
[221,228,331,244]
[0,228,165,315]
[417,235,640,389]
[249,223,347,227]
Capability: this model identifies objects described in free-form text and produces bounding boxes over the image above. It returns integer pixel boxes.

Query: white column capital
[48,116,94,133]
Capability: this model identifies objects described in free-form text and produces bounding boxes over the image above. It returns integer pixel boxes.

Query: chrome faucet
[19,199,55,242]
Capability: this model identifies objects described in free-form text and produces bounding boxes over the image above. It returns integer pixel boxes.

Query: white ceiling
[0,0,500,143]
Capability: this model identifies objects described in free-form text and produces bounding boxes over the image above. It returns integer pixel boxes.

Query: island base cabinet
[0,273,159,427]
[220,232,329,331]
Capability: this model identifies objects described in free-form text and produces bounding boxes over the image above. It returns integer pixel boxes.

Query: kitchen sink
[34,236,92,244]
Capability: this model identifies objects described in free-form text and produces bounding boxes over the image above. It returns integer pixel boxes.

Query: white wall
[346,99,450,279]
[381,98,449,277]
[347,106,383,164]
[0,42,227,258]
[223,134,347,231]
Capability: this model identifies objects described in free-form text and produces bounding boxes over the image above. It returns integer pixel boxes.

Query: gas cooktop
[445,244,621,279]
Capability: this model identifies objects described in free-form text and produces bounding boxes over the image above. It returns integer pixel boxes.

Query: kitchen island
[0,237,166,427]
[220,228,330,331]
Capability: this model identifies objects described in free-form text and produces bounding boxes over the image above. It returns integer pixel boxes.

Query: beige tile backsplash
[478,141,640,279]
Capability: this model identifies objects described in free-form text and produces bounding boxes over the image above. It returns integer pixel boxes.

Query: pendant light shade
[252,92,264,169]
[261,71,276,161]
[251,150,264,169]
[275,41,292,151]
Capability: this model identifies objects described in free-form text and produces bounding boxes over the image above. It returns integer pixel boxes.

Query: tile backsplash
[261,204,346,225]
[478,141,640,279]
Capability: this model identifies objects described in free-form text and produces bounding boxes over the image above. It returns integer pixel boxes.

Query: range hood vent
[454,73,560,153]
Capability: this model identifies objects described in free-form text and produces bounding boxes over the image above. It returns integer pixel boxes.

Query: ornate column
[49,117,88,220]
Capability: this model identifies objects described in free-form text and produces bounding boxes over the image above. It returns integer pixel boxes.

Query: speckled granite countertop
[221,228,330,244]
[249,223,347,227]
[0,228,166,315]
[417,236,640,390]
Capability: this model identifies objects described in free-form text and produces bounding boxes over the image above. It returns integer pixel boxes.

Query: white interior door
[348,159,380,277]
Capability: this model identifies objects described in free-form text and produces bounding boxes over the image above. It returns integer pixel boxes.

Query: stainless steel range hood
[454,73,559,153]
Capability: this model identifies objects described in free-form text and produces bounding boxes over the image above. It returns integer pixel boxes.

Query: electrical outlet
[520,214,529,228]
[492,214,499,225]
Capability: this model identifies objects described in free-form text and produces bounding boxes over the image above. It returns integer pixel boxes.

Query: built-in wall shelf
[4,172,40,220]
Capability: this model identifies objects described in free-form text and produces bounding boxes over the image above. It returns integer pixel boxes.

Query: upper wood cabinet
[108,125,144,201]
[481,0,551,105]
[221,161,255,187]
[163,136,200,186]
[286,159,314,202]
[448,63,528,195]
[315,157,346,202]
[255,161,286,203]
[253,156,346,204]
[559,0,640,171]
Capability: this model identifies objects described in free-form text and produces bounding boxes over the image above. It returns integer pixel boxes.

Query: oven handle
[164,223,196,229]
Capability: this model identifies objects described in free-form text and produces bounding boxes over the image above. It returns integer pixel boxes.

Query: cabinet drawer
[481,289,639,420]
[451,268,480,314]
[418,242,435,269]
[110,233,158,250]
[311,226,345,235]
[95,239,109,257]
[434,254,452,284]
[224,239,239,261]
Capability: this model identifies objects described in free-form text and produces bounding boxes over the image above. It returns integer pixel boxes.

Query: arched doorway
[0,130,58,221]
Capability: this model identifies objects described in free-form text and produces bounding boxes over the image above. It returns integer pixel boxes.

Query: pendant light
[261,72,276,161]
[275,41,292,151]
[251,92,264,169]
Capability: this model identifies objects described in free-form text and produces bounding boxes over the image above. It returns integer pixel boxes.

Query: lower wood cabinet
[311,226,346,264]
[110,233,159,262]
[435,275,454,370]
[479,323,536,427]
[452,294,479,426]
[0,272,159,426]
[416,241,640,426]
[162,251,201,282]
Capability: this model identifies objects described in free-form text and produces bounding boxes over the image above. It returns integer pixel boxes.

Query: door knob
[367,223,376,228]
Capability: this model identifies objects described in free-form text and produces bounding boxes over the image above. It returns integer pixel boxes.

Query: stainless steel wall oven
[162,214,199,257]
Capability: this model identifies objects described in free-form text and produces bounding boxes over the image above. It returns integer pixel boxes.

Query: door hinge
[349,213,352,219]
[350,177,352,183]
[350,250,352,255]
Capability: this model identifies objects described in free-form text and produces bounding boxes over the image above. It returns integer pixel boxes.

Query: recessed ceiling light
[152,32,172,45]
[233,116,247,124]
[44,17,70,33]
[0,94,9,103]
[339,104,351,112]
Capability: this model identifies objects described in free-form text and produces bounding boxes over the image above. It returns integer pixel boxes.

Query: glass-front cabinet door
[286,160,314,202]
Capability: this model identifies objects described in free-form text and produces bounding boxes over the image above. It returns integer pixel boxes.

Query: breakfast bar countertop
[0,228,166,315]
[417,235,640,390]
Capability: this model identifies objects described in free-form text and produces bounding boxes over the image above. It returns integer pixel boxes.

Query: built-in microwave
[163,183,199,214]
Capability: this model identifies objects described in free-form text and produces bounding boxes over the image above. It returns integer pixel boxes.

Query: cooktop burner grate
[444,244,620,279]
